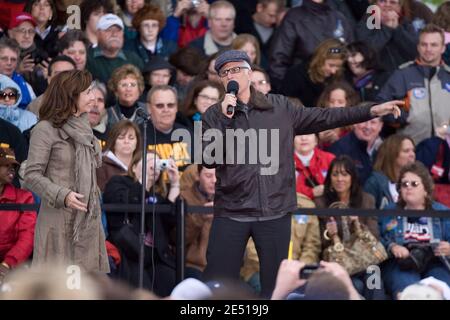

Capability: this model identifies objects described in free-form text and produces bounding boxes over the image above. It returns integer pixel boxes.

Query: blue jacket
[364,171,394,209]
[380,202,450,253]
[327,131,377,184]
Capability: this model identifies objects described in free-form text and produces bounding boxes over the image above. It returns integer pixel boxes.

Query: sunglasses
[0,91,18,100]
[399,181,421,189]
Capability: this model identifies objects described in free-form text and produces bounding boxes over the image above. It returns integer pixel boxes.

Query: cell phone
[299,264,320,279]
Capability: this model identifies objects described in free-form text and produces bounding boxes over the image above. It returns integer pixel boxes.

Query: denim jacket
[380,202,450,255]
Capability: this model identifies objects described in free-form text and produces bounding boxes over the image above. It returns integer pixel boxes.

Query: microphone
[226,80,239,115]
[135,108,150,120]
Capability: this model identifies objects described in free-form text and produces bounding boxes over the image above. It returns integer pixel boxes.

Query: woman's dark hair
[105,119,142,157]
[182,80,224,117]
[24,0,57,28]
[346,41,382,72]
[80,0,114,30]
[397,161,434,210]
[316,80,360,108]
[323,155,363,208]
[57,30,89,54]
[39,69,92,127]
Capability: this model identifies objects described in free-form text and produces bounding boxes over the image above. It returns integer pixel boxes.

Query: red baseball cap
[9,12,36,30]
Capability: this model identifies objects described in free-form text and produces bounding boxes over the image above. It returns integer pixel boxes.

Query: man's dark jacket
[201,88,374,217]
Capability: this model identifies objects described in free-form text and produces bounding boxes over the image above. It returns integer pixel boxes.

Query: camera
[156,159,170,171]
[299,264,320,279]
[191,0,200,8]
[30,51,47,65]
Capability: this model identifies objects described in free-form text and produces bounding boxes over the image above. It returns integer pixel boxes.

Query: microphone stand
[139,114,149,289]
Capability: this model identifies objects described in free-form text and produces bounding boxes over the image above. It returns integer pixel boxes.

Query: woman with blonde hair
[281,39,347,108]
[231,33,261,66]
[107,64,147,129]
[25,69,109,273]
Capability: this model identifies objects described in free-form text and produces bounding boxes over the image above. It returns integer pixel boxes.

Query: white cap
[420,277,450,300]
[170,278,213,300]
[96,14,124,31]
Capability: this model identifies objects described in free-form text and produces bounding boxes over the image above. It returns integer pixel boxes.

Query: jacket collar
[0,183,16,202]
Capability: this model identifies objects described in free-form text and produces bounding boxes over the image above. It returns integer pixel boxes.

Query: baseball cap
[9,12,36,30]
[214,50,251,73]
[96,14,124,31]
[0,146,19,167]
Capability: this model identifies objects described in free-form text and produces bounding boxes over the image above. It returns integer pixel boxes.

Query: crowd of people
[1,0,450,300]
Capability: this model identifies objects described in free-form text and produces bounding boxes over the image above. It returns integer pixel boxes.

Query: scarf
[62,113,102,242]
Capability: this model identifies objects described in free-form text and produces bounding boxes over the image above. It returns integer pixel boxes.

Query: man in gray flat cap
[201,49,403,297]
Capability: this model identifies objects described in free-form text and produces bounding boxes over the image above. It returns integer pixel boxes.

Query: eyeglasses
[118,82,138,89]
[15,28,36,36]
[0,56,18,63]
[218,66,249,78]
[251,80,269,86]
[378,0,400,5]
[399,181,421,189]
[153,103,176,109]
[0,91,18,100]
[197,94,218,103]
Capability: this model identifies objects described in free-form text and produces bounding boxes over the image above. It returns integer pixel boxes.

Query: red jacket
[0,183,36,267]
[178,16,208,48]
[294,147,335,200]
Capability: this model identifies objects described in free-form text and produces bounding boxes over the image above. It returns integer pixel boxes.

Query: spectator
[144,85,193,176]
[116,0,147,38]
[86,13,144,85]
[281,39,347,108]
[24,70,109,273]
[26,55,76,117]
[142,56,174,98]
[380,161,450,299]
[328,116,384,184]
[7,12,49,96]
[124,4,177,64]
[314,155,385,299]
[0,146,36,285]
[250,64,271,95]
[96,120,141,192]
[23,0,60,58]
[231,33,261,66]
[432,1,450,66]
[235,0,280,69]
[188,0,237,56]
[268,0,354,91]
[196,51,222,84]
[80,0,114,48]
[316,80,360,148]
[57,30,89,70]
[88,81,109,144]
[294,134,335,200]
[365,134,416,209]
[345,41,390,102]
[377,24,450,145]
[182,79,224,125]
[355,0,418,72]
[103,150,179,296]
[107,64,148,130]
[0,74,37,132]
[241,193,321,295]
[0,37,36,110]
[161,0,210,48]
[169,46,205,101]
[0,119,28,166]
[180,164,215,280]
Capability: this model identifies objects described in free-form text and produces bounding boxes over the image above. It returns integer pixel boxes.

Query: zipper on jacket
[427,69,436,137]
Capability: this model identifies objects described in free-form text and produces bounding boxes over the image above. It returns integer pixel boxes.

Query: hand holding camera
[17,54,35,74]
